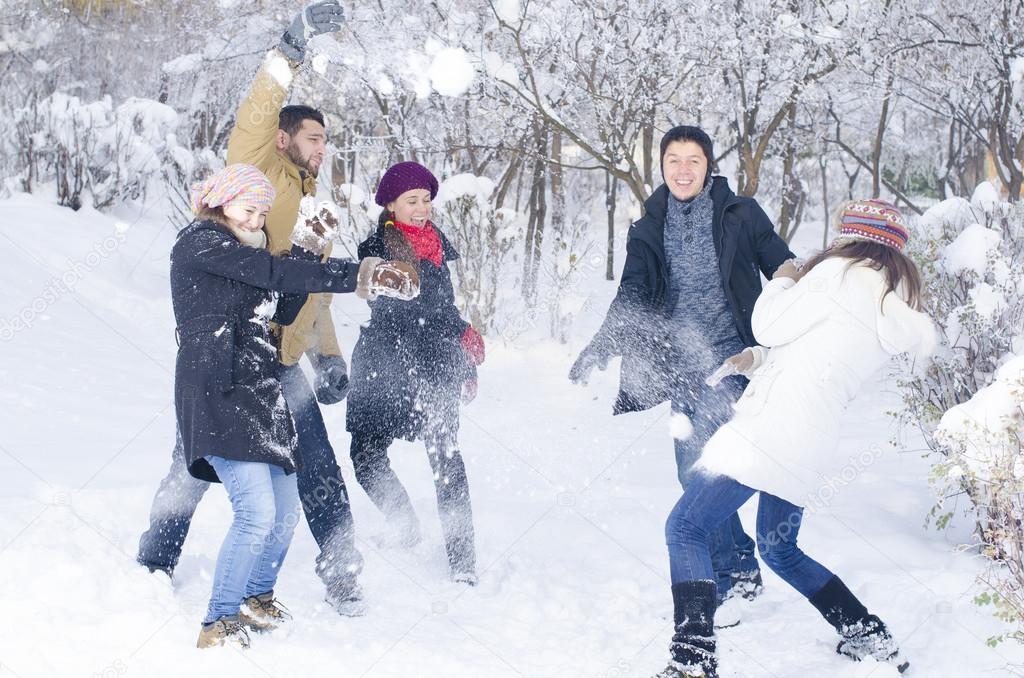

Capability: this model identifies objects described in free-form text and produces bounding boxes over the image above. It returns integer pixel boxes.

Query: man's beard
[285,143,320,178]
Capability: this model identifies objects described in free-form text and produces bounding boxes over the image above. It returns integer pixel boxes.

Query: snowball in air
[428,48,476,97]
[670,414,694,441]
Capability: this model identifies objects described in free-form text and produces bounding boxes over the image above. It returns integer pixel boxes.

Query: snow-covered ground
[0,191,1020,678]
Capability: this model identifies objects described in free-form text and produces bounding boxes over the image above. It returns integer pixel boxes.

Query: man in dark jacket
[570,125,794,602]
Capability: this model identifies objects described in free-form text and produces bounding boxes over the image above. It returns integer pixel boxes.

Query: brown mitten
[373,261,420,300]
[355,259,420,301]
[290,196,340,255]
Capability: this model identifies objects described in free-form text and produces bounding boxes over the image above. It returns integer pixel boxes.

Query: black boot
[808,576,909,673]
[653,580,718,678]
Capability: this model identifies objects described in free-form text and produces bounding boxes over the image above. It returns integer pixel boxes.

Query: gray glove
[279,0,346,64]
[313,354,349,405]
[568,342,611,386]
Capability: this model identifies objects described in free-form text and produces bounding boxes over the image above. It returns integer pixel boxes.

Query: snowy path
[0,193,1020,678]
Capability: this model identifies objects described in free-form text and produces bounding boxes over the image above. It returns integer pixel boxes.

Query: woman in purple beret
[345,161,484,585]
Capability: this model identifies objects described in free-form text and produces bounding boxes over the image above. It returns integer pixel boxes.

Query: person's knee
[665,508,705,547]
[273,503,301,543]
[235,495,277,539]
[349,435,380,474]
[757,538,801,574]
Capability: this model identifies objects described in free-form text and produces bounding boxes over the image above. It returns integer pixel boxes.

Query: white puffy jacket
[696,256,935,507]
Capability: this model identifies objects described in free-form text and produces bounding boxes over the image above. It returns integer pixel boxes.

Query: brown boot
[238,611,277,634]
[242,592,292,631]
[196,616,251,649]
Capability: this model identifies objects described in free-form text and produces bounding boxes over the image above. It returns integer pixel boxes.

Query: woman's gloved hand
[356,257,420,301]
[461,326,485,366]
[705,346,768,387]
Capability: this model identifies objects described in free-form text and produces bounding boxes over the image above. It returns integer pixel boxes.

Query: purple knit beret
[374,161,439,207]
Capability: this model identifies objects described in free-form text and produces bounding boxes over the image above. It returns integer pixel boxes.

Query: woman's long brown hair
[802,239,923,311]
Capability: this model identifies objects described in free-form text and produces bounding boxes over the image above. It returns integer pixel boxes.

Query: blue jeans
[665,470,833,599]
[673,373,759,598]
[137,367,364,588]
[137,432,209,573]
[204,456,300,624]
[278,364,364,586]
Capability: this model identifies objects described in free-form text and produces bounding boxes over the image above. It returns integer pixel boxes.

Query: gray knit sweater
[664,182,745,375]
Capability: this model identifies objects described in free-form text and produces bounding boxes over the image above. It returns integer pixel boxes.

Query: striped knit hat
[190,163,276,215]
[834,199,909,251]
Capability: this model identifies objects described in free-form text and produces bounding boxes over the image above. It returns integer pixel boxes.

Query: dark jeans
[665,470,833,598]
[137,365,364,587]
[349,419,475,575]
[278,364,364,586]
[136,431,208,573]
[673,373,760,598]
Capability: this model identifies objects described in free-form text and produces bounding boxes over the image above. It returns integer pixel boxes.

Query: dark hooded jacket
[346,213,472,441]
[171,219,358,481]
[588,176,793,414]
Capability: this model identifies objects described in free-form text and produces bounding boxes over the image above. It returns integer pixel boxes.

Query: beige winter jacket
[225,49,342,366]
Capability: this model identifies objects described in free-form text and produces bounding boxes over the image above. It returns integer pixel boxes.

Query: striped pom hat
[190,163,276,215]
[834,199,909,251]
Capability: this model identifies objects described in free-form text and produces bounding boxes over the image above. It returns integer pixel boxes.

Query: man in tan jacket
[138,0,367,616]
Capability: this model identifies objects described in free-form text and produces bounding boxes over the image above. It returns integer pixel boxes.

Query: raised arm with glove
[279,0,346,64]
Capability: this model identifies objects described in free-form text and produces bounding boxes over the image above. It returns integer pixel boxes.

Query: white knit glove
[705,346,769,387]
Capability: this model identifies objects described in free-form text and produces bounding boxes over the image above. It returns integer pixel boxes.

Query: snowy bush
[325,181,379,260]
[543,212,597,344]
[435,174,521,333]
[13,93,181,211]
[898,181,1024,642]
[164,143,223,230]
[935,357,1024,645]
[899,182,1024,509]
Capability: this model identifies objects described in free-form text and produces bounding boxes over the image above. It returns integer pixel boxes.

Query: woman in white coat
[655,199,935,678]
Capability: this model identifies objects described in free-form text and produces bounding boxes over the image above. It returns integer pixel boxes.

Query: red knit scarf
[393,219,443,266]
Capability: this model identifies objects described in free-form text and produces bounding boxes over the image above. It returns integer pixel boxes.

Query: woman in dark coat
[346,161,484,585]
[175,164,417,648]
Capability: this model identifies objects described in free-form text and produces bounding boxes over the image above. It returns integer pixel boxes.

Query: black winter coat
[589,176,793,414]
[346,215,471,441]
[171,219,359,481]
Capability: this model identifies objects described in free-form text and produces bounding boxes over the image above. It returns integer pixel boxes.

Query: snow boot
[138,557,173,579]
[451,569,479,586]
[374,512,422,549]
[325,577,367,617]
[712,595,742,630]
[808,575,909,673]
[446,534,477,586]
[241,592,291,632]
[653,580,719,678]
[196,616,251,649]
[723,568,763,602]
